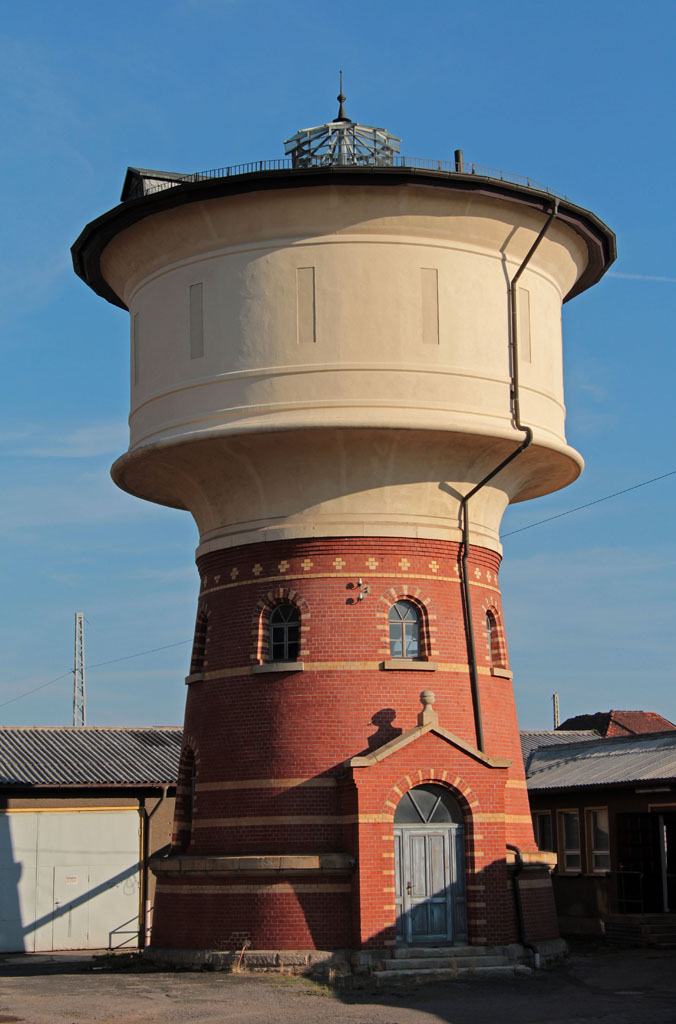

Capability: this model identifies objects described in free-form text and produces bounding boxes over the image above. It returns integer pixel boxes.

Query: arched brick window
[190,606,209,675]
[269,603,300,662]
[485,608,506,668]
[388,600,420,659]
[252,589,309,665]
[173,747,197,852]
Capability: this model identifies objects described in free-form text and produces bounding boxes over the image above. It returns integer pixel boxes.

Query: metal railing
[142,156,567,200]
[609,870,644,914]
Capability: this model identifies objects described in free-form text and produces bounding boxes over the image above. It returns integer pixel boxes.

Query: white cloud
[608,272,676,283]
[503,545,676,727]
[0,474,157,531]
[0,419,128,459]
[130,566,196,583]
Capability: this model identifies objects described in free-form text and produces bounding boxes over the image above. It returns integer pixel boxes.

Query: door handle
[407,881,412,895]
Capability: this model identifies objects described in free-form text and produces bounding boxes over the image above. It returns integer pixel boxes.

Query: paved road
[0,946,674,1023]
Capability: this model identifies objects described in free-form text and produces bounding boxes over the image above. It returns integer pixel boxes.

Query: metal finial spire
[335,70,350,122]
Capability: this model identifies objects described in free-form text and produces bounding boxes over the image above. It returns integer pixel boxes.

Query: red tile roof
[558,710,676,737]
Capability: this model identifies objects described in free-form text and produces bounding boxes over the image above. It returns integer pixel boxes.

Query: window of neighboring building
[558,810,581,872]
[269,604,300,662]
[388,601,420,659]
[533,811,553,852]
[586,808,610,873]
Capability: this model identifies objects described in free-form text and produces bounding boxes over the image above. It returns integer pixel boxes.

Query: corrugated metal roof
[520,730,598,770]
[0,726,182,786]
[526,731,676,791]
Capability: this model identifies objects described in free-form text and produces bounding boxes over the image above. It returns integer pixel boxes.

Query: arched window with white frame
[388,600,420,659]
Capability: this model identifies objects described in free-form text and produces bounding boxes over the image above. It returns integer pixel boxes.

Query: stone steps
[369,945,533,986]
[605,915,676,948]
[384,954,509,971]
[392,944,502,959]
[373,964,532,985]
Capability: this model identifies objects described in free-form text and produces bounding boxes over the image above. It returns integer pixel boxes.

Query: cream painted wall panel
[127,238,568,452]
[102,188,588,307]
[0,811,140,953]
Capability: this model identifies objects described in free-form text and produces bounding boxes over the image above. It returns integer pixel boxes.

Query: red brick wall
[151,535,556,951]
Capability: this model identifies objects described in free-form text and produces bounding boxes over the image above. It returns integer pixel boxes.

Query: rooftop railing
[142,156,568,200]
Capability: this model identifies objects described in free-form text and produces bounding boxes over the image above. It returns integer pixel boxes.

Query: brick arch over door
[383,770,479,825]
[250,586,310,663]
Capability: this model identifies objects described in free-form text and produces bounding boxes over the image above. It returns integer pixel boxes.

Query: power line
[0,639,191,711]
[502,468,676,538]
[5,469,674,707]
[0,671,73,710]
[88,640,190,670]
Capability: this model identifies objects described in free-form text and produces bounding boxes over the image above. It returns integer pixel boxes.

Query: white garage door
[0,809,140,952]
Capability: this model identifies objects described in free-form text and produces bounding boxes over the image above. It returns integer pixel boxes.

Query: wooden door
[394,825,466,945]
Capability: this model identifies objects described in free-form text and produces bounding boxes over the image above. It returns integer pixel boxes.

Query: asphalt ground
[0,942,674,1024]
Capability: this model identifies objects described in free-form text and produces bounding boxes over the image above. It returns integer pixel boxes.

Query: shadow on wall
[0,796,142,953]
[366,709,402,752]
[0,798,24,951]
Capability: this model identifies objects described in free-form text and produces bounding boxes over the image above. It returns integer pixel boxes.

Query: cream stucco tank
[73,113,614,558]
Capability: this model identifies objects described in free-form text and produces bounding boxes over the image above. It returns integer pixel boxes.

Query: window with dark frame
[558,809,581,872]
[586,808,610,872]
[533,811,553,852]
[388,601,420,659]
[269,604,300,662]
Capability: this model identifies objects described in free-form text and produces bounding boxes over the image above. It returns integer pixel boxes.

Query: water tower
[72,89,615,964]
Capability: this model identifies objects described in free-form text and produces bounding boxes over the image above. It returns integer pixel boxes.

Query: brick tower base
[149,537,560,956]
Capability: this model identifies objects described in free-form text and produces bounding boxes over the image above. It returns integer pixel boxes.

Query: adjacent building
[0,726,180,952]
[525,727,676,944]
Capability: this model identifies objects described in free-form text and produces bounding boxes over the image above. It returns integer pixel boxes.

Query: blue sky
[1,0,674,730]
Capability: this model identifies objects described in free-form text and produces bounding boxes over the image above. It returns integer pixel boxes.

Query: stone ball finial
[418,690,438,726]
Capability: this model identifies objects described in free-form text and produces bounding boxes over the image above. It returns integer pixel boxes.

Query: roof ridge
[0,725,182,731]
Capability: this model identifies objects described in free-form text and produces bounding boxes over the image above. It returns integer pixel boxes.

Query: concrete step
[384,955,509,971]
[373,965,532,985]
[392,945,501,959]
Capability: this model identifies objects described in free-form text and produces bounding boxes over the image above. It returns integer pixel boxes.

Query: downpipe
[459,200,559,751]
[507,843,541,968]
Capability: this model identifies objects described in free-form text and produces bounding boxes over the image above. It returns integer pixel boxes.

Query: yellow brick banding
[196,777,337,792]
[195,813,389,828]
[201,571,499,596]
[156,882,351,895]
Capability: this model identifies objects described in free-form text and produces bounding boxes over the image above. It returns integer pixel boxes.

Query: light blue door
[395,826,465,944]
[393,784,467,946]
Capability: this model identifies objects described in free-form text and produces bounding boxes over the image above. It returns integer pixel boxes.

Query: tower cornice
[72,165,616,312]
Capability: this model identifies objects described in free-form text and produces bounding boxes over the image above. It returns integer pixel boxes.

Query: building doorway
[393,784,467,946]
[616,811,676,913]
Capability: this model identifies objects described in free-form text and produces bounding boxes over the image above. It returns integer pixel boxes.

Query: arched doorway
[394,784,467,946]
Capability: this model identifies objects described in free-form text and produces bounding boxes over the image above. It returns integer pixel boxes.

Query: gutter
[459,201,559,752]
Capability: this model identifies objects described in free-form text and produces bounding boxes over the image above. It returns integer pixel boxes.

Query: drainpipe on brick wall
[140,785,169,948]
[506,843,541,968]
[458,201,559,752]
